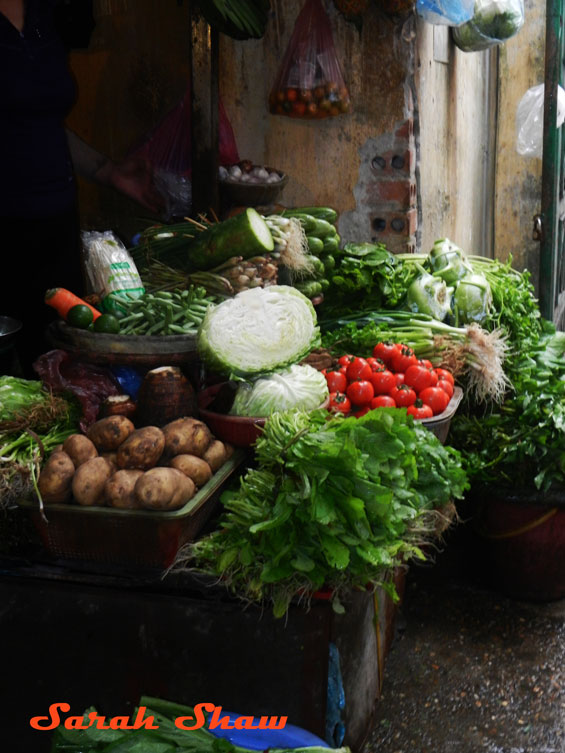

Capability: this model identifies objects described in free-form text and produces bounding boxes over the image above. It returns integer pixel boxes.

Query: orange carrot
[45,288,102,321]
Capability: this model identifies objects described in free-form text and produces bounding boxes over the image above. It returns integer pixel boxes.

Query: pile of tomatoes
[323,342,455,420]
[268,81,351,119]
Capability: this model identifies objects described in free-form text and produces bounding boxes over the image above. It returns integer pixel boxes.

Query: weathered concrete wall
[220,2,417,252]
[415,22,495,257]
[494,0,545,285]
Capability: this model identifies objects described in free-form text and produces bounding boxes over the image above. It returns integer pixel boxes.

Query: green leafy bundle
[450,324,565,493]
[0,377,80,508]
[319,242,417,321]
[181,409,468,617]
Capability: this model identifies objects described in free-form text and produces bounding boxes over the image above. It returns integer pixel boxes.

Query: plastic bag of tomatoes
[268,0,351,120]
[323,344,455,419]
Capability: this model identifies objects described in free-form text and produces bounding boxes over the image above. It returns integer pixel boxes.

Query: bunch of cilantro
[185,408,468,617]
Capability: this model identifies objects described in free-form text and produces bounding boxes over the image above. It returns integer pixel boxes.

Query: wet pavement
[364,525,565,753]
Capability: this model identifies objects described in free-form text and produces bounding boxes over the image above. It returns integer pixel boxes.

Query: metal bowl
[0,316,22,348]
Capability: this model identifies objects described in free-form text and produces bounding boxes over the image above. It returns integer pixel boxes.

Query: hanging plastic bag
[452,0,524,50]
[416,0,474,26]
[129,83,239,219]
[268,0,350,120]
[516,84,565,158]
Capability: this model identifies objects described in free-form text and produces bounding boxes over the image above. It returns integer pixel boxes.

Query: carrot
[45,288,102,321]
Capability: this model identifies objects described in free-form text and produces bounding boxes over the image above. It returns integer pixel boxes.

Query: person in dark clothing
[0,0,162,376]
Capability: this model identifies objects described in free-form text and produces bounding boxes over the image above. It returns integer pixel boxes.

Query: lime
[66,304,94,329]
[93,313,121,334]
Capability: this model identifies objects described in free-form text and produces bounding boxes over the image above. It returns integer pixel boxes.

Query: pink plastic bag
[269,0,351,120]
[130,83,239,218]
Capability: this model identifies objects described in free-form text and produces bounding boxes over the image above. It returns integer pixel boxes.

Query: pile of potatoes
[38,415,234,511]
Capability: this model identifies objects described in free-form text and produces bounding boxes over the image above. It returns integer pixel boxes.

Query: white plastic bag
[81,231,145,313]
[416,0,474,26]
[516,84,565,158]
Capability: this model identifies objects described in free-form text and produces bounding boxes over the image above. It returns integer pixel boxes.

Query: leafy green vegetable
[0,378,80,509]
[319,242,416,320]
[230,364,328,417]
[198,285,320,378]
[182,409,468,617]
[451,323,565,492]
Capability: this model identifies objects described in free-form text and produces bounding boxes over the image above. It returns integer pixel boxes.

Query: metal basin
[0,316,22,349]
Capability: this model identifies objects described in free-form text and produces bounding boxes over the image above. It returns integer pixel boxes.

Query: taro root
[135,366,197,427]
[99,394,137,421]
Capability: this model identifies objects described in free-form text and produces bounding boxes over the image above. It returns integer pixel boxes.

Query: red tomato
[368,369,396,395]
[389,384,417,407]
[353,406,371,418]
[437,378,454,398]
[434,368,454,386]
[419,387,450,415]
[346,357,372,382]
[404,364,433,393]
[366,357,385,372]
[419,359,433,369]
[428,369,439,387]
[338,354,355,368]
[391,346,418,374]
[372,342,401,368]
[328,391,351,414]
[394,372,405,386]
[326,370,347,393]
[371,395,396,409]
[407,399,434,419]
[292,101,306,117]
[346,379,374,407]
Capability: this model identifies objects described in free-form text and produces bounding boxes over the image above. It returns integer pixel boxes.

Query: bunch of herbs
[179,409,468,617]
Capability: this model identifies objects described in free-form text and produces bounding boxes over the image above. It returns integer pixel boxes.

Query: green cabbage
[230,364,329,417]
[198,285,320,378]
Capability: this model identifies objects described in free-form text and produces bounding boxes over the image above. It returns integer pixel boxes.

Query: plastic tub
[17,450,246,570]
[198,383,330,447]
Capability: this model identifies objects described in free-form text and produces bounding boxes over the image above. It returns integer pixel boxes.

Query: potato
[86,415,135,452]
[202,440,227,472]
[135,467,195,510]
[116,426,165,470]
[170,454,212,488]
[62,434,98,467]
[224,443,235,459]
[72,456,113,506]
[38,451,75,504]
[105,470,144,509]
[101,452,118,474]
[162,417,212,458]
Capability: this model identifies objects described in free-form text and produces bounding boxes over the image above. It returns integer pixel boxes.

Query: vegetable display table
[0,556,404,752]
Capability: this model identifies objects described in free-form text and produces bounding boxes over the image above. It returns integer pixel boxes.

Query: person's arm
[66,129,164,213]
